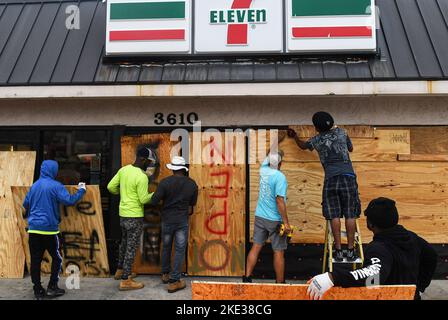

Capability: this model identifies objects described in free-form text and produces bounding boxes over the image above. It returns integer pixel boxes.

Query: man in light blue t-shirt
[243,152,291,284]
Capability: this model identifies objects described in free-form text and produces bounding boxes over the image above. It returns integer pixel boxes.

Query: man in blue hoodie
[23,160,86,300]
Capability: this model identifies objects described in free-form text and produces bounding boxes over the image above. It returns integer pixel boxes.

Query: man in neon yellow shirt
[107,147,155,291]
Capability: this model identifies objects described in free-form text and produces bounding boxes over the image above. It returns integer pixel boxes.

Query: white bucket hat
[166,156,189,172]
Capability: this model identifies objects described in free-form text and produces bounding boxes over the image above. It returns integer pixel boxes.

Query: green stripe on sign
[110,1,185,20]
[292,0,371,16]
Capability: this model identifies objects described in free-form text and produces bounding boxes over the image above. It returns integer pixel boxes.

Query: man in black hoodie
[307,197,438,300]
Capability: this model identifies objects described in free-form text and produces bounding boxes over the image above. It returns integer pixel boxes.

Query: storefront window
[43,131,110,187]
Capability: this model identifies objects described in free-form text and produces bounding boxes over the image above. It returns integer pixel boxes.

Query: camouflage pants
[117,217,143,279]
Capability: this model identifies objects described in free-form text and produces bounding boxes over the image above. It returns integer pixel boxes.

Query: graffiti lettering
[190,241,244,273]
[60,230,100,261]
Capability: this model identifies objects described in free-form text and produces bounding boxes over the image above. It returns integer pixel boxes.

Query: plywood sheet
[188,132,246,277]
[191,281,416,300]
[0,151,36,278]
[410,127,448,155]
[289,125,375,139]
[12,185,109,277]
[120,133,175,274]
[280,129,409,163]
[251,161,448,244]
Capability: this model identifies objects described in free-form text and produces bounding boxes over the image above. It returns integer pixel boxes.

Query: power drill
[277,223,296,239]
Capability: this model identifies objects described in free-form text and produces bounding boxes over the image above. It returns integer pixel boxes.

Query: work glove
[287,128,297,138]
[77,182,86,191]
[307,272,334,300]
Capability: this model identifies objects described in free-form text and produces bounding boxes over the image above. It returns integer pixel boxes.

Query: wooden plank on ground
[188,132,246,277]
[0,151,36,278]
[191,281,416,300]
[11,185,109,277]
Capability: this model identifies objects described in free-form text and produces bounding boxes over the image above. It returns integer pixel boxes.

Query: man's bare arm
[287,129,309,150]
[276,196,291,233]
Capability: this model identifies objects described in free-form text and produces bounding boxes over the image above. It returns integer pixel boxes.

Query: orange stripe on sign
[109,29,185,41]
[227,0,252,45]
[292,26,372,38]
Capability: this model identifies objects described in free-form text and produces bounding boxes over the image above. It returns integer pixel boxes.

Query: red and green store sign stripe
[292,0,371,17]
[292,26,372,38]
[110,1,186,20]
[109,29,185,41]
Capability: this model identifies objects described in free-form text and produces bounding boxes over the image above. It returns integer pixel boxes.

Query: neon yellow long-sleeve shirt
[107,165,153,218]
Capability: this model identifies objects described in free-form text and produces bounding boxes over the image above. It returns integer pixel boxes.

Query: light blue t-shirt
[255,159,288,222]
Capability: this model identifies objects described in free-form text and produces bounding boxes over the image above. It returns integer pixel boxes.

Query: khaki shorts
[253,216,288,251]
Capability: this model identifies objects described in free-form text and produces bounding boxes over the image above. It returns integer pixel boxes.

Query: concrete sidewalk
[0,276,446,300]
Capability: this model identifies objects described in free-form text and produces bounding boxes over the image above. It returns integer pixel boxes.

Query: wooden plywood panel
[12,185,109,277]
[280,129,410,163]
[251,161,448,244]
[410,127,448,155]
[191,281,416,300]
[120,133,176,274]
[188,132,246,277]
[289,125,375,139]
[0,151,36,279]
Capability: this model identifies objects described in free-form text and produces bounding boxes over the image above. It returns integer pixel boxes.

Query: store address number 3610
[154,113,199,126]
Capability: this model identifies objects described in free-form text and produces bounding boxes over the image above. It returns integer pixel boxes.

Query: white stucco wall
[0,95,447,127]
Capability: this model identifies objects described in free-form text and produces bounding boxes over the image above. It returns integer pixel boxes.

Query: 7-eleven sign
[195,0,283,53]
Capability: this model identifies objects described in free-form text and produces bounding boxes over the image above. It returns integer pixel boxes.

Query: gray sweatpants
[117,217,143,279]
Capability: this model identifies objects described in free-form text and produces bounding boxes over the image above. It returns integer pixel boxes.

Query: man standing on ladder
[288,112,361,262]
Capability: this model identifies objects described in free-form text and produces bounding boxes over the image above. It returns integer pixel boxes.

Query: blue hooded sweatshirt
[23,160,86,233]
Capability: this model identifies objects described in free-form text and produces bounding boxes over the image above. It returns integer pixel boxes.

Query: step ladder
[322,219,364,273]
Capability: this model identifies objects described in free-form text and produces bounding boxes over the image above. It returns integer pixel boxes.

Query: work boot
[33,285,46,300]
[346,248,358,262]
[242,276,252,283]
[46,283,65,298]
[334,249,344,262]
[114,269,137,280]
[167,279,186,293]
[161,273,170,284]
[119,278,144,291]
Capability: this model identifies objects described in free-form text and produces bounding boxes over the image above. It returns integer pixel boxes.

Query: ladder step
[331,258,363,264]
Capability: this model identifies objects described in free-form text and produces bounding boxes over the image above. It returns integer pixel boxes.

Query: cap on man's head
[166,156,189,172]
[312,111,334,132]
[364,197,399,229]
[137,147,156,161]
[268,152,282,169]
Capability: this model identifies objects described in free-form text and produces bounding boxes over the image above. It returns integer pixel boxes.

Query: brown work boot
[161,273,170,284]
[119,278,144,291]
[114,269,137,280]
[167,279,186,293]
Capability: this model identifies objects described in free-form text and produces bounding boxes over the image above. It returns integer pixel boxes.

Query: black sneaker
[346,248,358,262]
[33,286,46,300]
[242,276,252,283]
[334,249,344,262]
[46,284,65,298]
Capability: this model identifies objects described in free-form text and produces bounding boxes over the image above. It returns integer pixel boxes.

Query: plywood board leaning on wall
[12,185,109,277]
[120,133,184,274]
[0,151,36,279]
[188,131,246,277]
[191,281,416,300]
[250,127,447,244]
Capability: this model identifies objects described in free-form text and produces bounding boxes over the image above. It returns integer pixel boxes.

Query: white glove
[307,272,334,300]
[77,182,86,190]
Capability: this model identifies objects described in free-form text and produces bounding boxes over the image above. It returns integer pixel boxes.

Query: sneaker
[161,273,170,284]
[119,278,145,291]
[46,284,65,298]
[167,279,186,293]
[242,276,252,283]
[33,286,46,300]
[334,249,344,262]
[114,269,137,280]
[346,248,358,262]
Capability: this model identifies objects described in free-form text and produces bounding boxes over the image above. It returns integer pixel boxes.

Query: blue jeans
[161,222,189,281]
